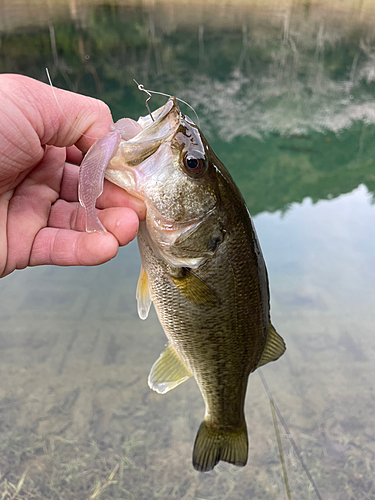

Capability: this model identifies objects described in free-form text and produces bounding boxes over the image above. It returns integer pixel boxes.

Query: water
[1,1,375,498]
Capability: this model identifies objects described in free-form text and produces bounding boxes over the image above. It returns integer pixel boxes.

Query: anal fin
[148,343,192,394]
[136,265,152,320]
[257,323,286,368]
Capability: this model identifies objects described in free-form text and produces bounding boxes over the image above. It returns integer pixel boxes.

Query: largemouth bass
[79,98,286,472]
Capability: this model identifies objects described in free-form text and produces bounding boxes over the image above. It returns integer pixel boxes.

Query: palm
[0,74,145,278]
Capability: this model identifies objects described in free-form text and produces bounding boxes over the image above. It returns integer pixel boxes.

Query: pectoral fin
[169,269,219,306]
[148,343,192,394]
[136,266,152,320]
[257,323,286,368]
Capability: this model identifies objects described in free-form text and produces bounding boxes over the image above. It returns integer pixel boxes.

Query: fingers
[29,229,121,267]
[0,191,12,277]
[99,180,146,220]
[3,147,64,275]
[59,162,81,201]
[30,203,140,268]
[64,119,142,164]
[66,145,83,165]
[48,199,140,247]
[0,74,113,153]
[60,163,146,220]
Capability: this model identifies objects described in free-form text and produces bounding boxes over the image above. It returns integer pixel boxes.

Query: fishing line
[258,369,324,500]
[45,67,99,141]
[133,79,200,125]
[47,70,200,142]
[269,392,292,500]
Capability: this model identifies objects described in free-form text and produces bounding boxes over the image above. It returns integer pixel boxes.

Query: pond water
[1,1,375,499]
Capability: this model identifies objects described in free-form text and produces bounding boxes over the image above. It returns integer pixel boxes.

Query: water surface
[0,1,375,499]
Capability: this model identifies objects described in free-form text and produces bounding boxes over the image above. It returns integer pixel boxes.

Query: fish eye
[183,153,205,176]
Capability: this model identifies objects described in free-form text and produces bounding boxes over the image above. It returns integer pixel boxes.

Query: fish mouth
[136,96,179,131]
[105,96,209,218]
[126,97,181,152]
[105,96,207,217]
[105,96,181,184]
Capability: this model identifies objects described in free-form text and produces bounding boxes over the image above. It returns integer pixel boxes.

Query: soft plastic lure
[78,118,141,233]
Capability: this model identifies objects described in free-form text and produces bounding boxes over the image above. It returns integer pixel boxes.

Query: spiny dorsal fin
[148,343,192,394]
[136,265,152,320]
[257,323,286,368]
[193,420,248,472]
[169,269,219,306]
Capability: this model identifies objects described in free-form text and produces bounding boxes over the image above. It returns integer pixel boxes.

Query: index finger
[0,74,113,153]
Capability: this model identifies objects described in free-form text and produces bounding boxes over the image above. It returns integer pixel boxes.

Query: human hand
[0,73,145,278]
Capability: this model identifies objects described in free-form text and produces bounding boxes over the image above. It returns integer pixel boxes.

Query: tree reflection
[1,1,375,214]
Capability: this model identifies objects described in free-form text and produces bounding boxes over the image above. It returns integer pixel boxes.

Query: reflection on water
[1,1,375,499]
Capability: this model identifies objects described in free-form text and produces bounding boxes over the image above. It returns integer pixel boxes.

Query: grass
[0,368,373,500]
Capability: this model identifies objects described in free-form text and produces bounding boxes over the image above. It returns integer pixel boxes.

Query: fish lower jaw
[104,168,136,193]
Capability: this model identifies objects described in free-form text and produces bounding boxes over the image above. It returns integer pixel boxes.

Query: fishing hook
[133,79,200,125]
[133,79,154,122]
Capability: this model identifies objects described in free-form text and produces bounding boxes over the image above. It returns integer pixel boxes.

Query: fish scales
[138,167,270,435]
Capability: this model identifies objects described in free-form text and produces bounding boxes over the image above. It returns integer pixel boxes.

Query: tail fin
[192,420,248,472]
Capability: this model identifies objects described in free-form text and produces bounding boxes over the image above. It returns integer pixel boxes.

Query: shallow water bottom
[0,187,374,499]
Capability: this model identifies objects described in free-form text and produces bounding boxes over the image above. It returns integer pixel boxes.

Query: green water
[1,1,375,499]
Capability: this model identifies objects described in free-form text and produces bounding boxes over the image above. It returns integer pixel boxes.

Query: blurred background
[0,1,375,498]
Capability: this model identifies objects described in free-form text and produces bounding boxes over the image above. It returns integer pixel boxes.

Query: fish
[79,97,286,472]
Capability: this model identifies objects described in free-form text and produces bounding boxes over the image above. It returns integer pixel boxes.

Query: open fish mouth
[105,97,181,188]
[78,97,182,234]
[106,97,216,221]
